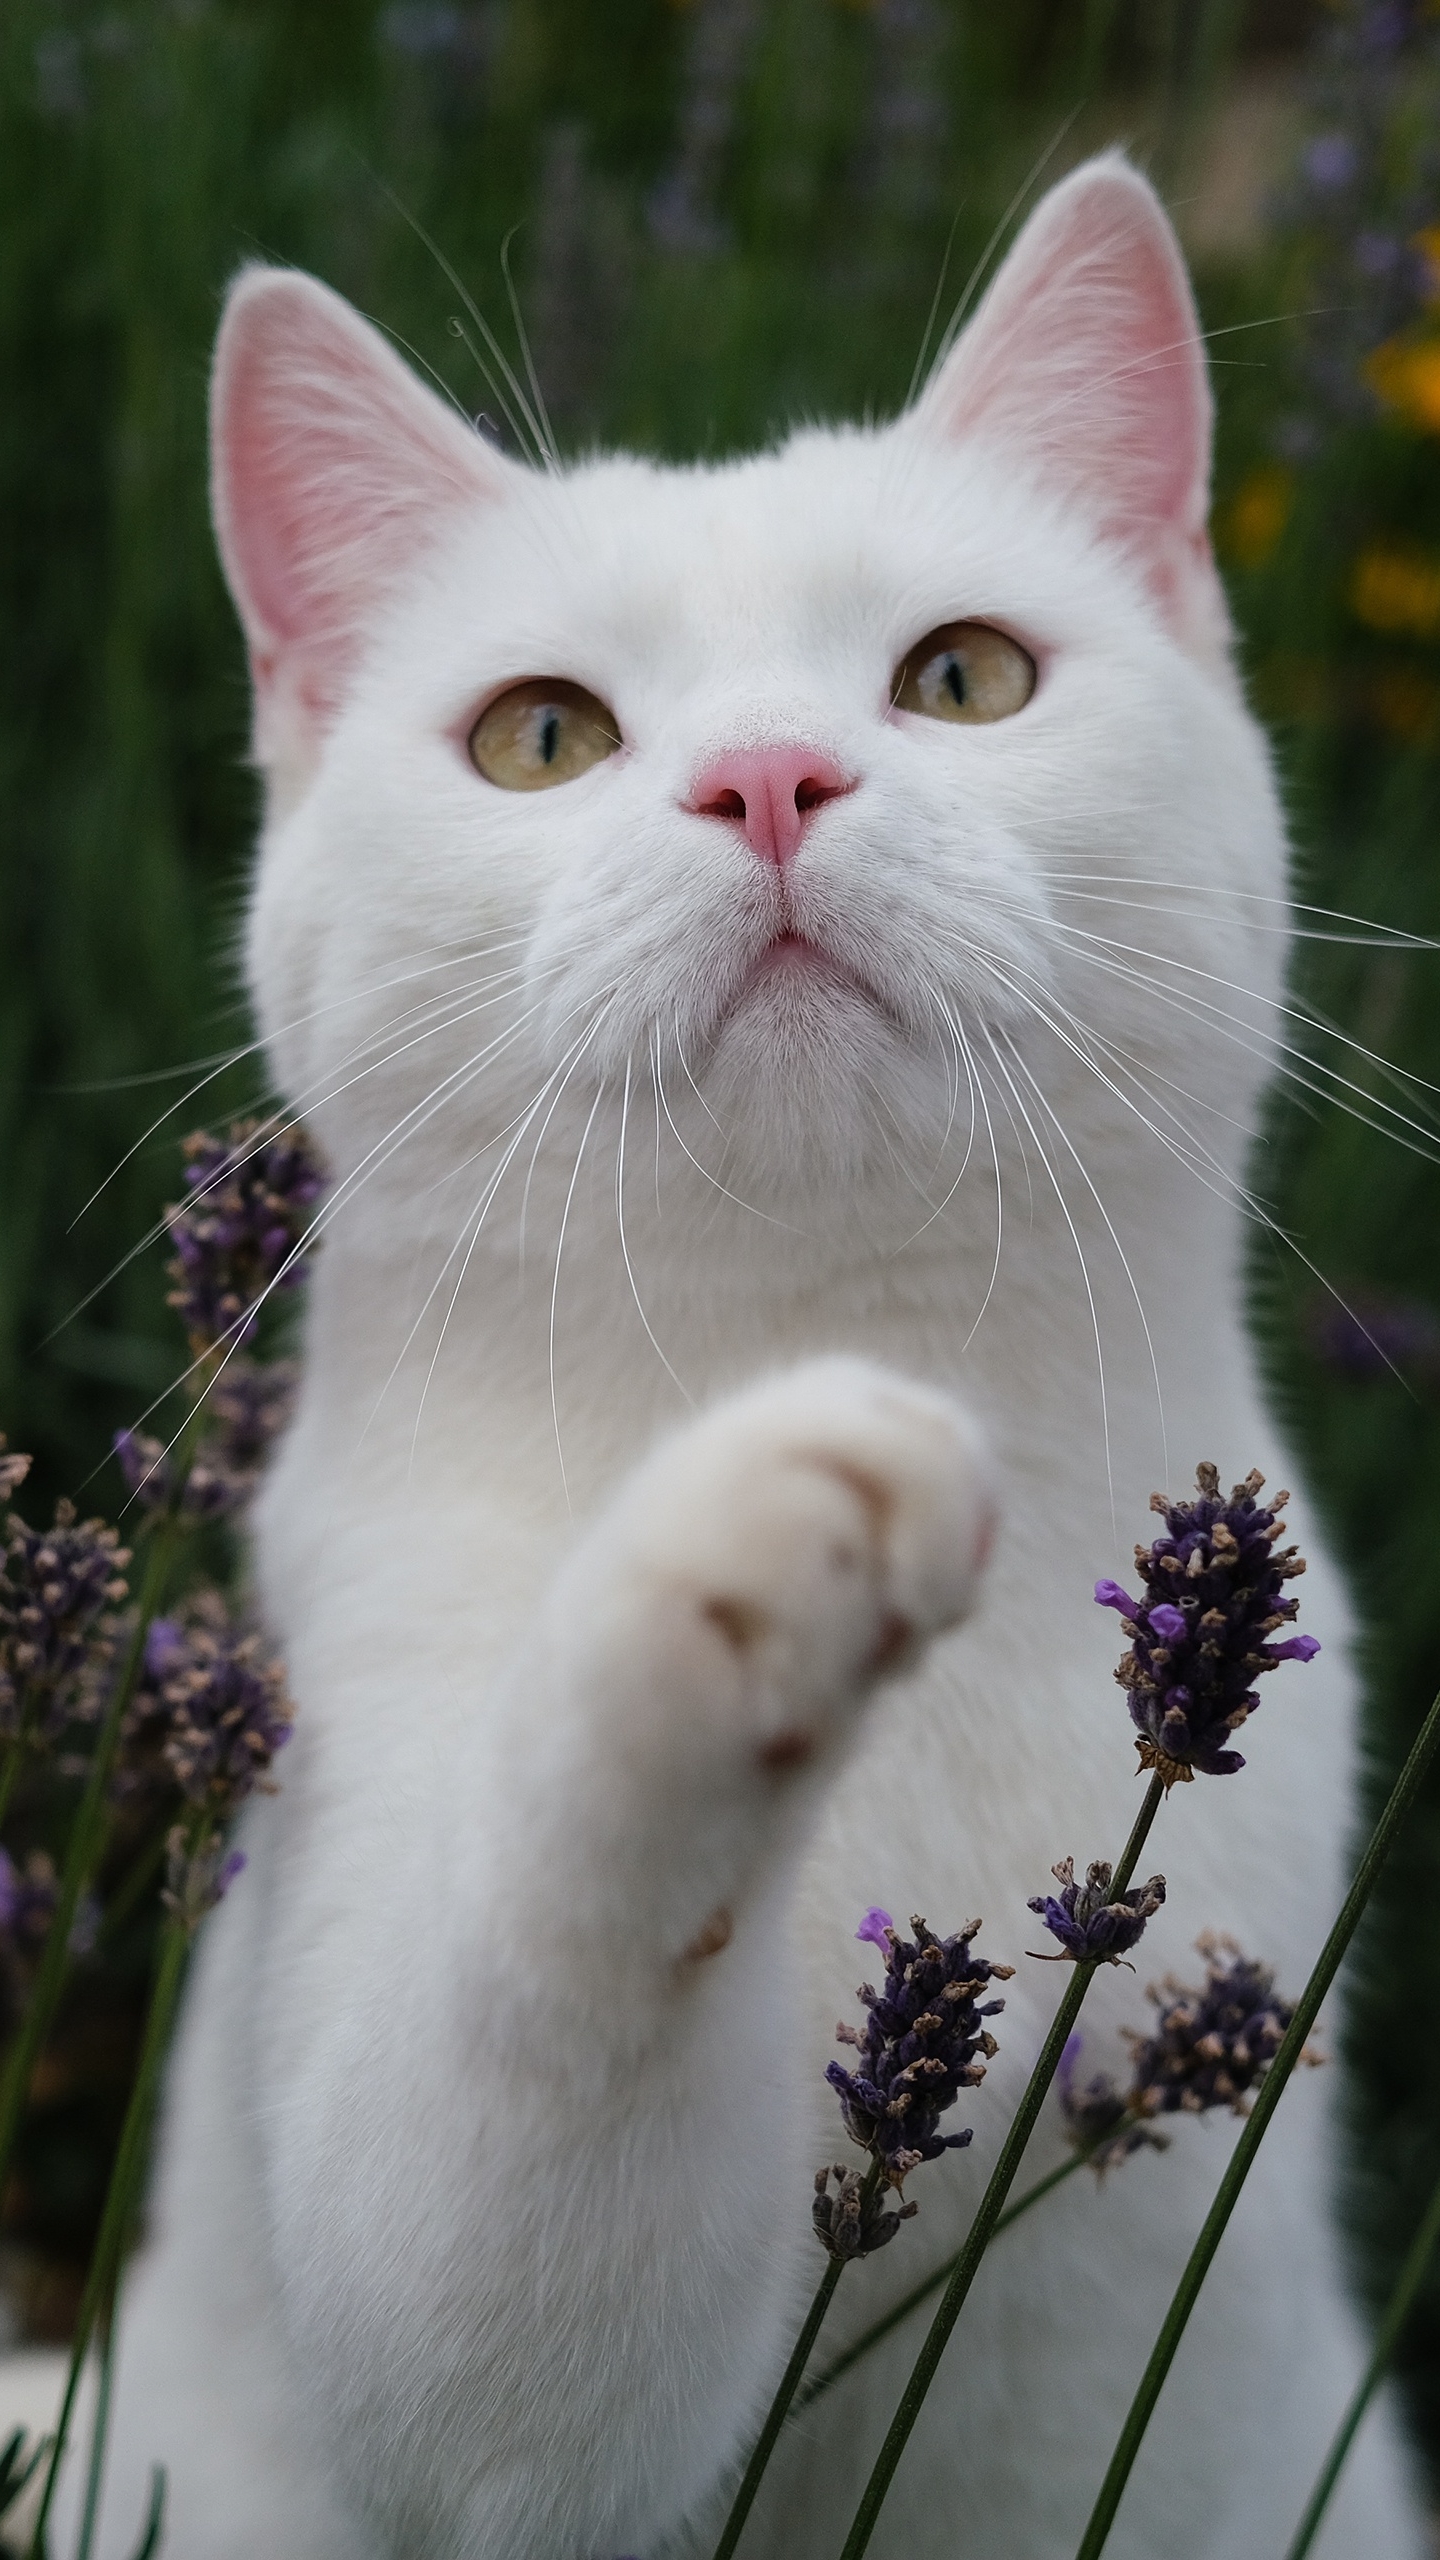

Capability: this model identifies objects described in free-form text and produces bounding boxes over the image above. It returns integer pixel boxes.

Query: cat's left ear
[913,154,1228,659]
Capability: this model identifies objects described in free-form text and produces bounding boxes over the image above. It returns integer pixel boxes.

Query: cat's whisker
[65,931,541,1228]
[359,1007,610,1459]
[651,1039,805,1234]
[1044,914,1440,1119]
[614,1055,692,1405]
[403,1014,616,1468]
[978,955,1415,1393]
[974,949,1241,1187]
[112,990,571,1489]
[48,956,557,1343]
[886,983,980,1251]
[995,1019,1169,1486]
[1043,927,1440,1167]
[549,1073,611,1512]
[935,1000,1005,1355]
[979,1021,1117,1532]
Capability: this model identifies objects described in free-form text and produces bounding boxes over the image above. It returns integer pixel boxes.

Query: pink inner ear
[211,268,502,727]
[917,156,1214,610]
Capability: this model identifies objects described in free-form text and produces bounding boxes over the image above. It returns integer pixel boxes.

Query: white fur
[47,159,1427,2556]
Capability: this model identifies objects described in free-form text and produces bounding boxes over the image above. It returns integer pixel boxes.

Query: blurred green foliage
[3,0,1440,2487]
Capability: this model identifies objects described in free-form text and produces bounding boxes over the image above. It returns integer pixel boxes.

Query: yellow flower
[1350,546,1440,640]
[1219,466,1293,570]
[1365,334,1440,434]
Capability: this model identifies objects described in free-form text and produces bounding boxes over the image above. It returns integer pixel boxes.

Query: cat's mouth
[728,929,886,1015]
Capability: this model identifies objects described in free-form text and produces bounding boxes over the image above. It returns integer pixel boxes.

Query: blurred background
[2,0,1440,2496]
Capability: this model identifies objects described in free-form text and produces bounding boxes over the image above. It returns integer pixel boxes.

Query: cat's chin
[695,963,943,1204]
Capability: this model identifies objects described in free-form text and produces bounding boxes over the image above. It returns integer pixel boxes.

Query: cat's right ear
[211,266,509,802]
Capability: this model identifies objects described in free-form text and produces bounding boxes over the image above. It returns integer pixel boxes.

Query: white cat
[68,154,1427,2558]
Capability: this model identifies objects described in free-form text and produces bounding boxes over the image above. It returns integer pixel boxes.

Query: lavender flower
[1095,1463,1319,1788]
[161,1826,248,1934]
[1057,2034,1167,2172]
[115,1359,298,1522]
[0,1441,30,1504]
[1126,1936,1308,2119]
[813,2162,917,2262]
[1028,1858,1166,1966]
[826,1911,1013,2197]
[0,1850,98,1991]
[166,1121,326,1355]
[122,1590,293,1815]
[0,1499,130,1743]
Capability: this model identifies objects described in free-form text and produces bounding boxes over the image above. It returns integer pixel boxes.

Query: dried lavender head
[1126,1935,1308,2118]
[0,1851,98,2020]
[0,1500,130,1743]
[166,1121,326,1355]
[115,1360,298,1523]
[826,1910,1013,2189]
[1057,2033,1167,2172]
[1095,1463,1319,1787]
[161,1825,248,1935]
[1028,1858,1166,1967]
[123,1590,293,1816]
[812,2164,917,2262]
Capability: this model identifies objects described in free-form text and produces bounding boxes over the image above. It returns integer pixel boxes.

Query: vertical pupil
[943,654,966,708]
[539,707,561,765]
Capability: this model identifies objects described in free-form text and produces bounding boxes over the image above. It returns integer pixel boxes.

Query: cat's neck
[289,1113,1260,1533]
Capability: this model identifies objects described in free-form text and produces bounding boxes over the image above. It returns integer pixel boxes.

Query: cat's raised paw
[557,1358,994,1785]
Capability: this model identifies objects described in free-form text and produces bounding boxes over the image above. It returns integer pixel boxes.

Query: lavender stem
[1071,1684,1440,2560]
[835,1773,1167,2560]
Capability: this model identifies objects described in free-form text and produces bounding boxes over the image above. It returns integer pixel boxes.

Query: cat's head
[212,154,1282,1236]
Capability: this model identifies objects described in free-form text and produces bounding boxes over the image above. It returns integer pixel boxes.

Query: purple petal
[1267,1634,1321,1663]
[855,1907,894,1950]
[1148,1603,1187,1644]
[1094,1579,1140,1616]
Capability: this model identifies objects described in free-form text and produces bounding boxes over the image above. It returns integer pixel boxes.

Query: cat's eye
[892,621,1036,726]
[468,679,621,790]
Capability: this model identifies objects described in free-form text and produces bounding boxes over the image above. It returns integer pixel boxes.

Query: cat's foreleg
[291,1356,994,2558]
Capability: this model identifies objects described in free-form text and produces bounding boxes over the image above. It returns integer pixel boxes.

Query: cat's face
[215,155,1283,1235]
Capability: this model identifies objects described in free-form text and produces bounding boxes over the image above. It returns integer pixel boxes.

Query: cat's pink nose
[686,746,854,867]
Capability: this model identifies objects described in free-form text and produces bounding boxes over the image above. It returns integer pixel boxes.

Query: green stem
[0,1520,184,2207]
[1071,1685,1440,2560]
[26,1906,192,2560]
[707,2162,882,2560]
[798,2141,1114,2414]
[836,1774,1167,2560]
[0,1741,29,1843]
[1282,2158,1440,2560]
[72,2287,117,2560]
[95,1835,168,1947]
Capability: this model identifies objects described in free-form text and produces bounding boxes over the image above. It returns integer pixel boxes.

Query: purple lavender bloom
[166,1121,326,1355]
[0,1498,130,1743]
[1095,1463,1319,1788]
[1305,133,1359,191]
[115,1360,298,1522]
[826,1912,1013,2192]
[122,1589,293,1815]
[856,1906,894,1950]
[812,2161,917,2262]
[0,1849,98,1989]
[1126,1936,1306,2118]
[1057,2033,1167,2171]
[1028,1857,1166,1967]
[161,1826,250,1934]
